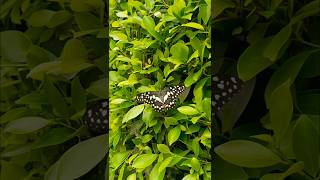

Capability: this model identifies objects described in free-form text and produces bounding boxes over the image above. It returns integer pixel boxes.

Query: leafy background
[0,0,319,180]
[109,0,211,179]
[213,0,320,180]
[1,0,108,179]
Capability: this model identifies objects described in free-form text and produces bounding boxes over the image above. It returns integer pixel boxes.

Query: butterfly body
[136,85,185,112]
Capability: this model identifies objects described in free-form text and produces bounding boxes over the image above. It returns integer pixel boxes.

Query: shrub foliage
[109,0,211,179]
[213,0,320,180]
[1,0,108,179]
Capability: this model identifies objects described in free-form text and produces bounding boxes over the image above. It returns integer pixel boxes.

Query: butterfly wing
[83,100,108,134]
[136,85,185,112]
[212,75,244,113]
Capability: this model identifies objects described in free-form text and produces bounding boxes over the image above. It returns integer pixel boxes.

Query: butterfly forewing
[136,85,185,112]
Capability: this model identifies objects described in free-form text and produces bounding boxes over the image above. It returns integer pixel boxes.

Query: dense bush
[109,0,211,179]
[1,0,319,179]
[213,0,320,179]
[1,0,108,179]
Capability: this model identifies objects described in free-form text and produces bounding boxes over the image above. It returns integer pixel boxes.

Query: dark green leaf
[4,116,50,134]
[215,140,282,168]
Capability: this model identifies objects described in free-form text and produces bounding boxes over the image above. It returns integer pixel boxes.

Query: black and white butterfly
[136,85,186,112]
[83,100,108,134]
[212,75,244,113]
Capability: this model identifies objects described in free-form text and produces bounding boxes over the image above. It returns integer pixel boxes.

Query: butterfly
[212,75,244,113]
[136,85,186,112]
[83,99,108,134]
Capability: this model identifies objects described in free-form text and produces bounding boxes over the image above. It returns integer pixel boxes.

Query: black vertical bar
[210,0,214,179]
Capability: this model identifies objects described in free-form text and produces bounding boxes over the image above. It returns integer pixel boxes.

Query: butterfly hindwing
[136,85,185,112]
[212,75,244,112]
[83,100,108,134]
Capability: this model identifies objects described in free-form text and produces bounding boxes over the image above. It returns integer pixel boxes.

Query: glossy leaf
[238,37,273,81]
[4,116,50,134]
[56,134,108,179]
[122,104,145,123]
[293,115,319,177]
[132,154,158,169]
[215,140,282,168]
[157,144,171,154]
[268,80,293,143]
[168,126,181,146]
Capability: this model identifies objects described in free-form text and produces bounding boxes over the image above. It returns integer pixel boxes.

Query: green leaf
[182,22,204,30]
[164,117,178,128]
[157,144,171,154]
[1,144,33,157]
[0,31,32,62]
[159,157,173,172]
[56,134,108,179]
[265,50,314,105]
[70,0,102,12]
[192,138,200,157]
[220,78,255,132]
[109,31,128,41]
[293,115,319,177]
[237,37,273,81]
[214,156,249,180]
[44,162,59,180]
[71,77,86,112]
[27,61,60,80]
[32,127,75,149]
[87,78,108,98]
[168,0,186,17]
[291,0,320,24]
[0,160,28,180]
[122,104,145,123]
[191,157,201,171]
[213,0,235,18]
[149,162,166,180]
[193,78,208,107]
[182,174,197,180]
[27,9,55,27]
[145,0,154,9]
[199,3,210,24]
[26,44,56,67]
[168,126,181,146]
[215,140,282,168]
[118,163,126,180]
[177,106,199,115]
[142,134,153,143]
[263,25,291,61]
[299,51,320,78]
[44,79,69,117]
[4,116,50,134]
[260,161,304,180]
[47,10,72,28]
[74,12,101,31]
[132,154,158,169]
[268,80,293,143]
[61,39,87,64]
[127,173,136,180]
[170,42,189,63]
[0,107,31,124]
[142,105,154,127]
[141,16,164,42]
[184,69,203,87]
[110,151,130,170]
[202,98,211,119]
